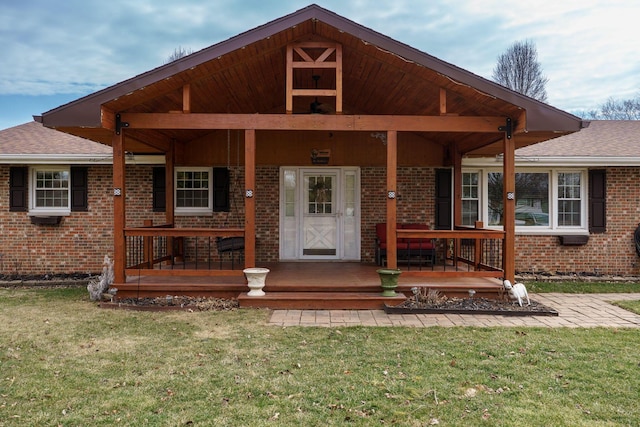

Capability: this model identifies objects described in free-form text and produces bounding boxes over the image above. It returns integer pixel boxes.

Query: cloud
[0,0,638,118]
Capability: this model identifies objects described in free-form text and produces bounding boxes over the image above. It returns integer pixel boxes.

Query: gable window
[463,169,586,233]
[175,167,213,215]
[29,167,71,215]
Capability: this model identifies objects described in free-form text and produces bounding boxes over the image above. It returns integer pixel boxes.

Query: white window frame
[461,171,481,226]
[174,167,213,216]
[463,168,588,235]
[29,166,71,216]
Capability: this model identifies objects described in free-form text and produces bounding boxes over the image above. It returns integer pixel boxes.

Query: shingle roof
[516,120,640,157]
[0,121,111,156]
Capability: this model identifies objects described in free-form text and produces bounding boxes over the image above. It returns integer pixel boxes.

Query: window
[175,167,213,214]
[461,172,479,226]
[464,169,586,232]
[557,172,581,226]
[28,167,71,214]
[488,172,549,227]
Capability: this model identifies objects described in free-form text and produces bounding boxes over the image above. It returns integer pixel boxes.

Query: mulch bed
[385,297,559,316]
[100,296,239,311]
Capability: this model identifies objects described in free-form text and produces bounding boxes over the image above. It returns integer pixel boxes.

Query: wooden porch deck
[115,262,504,309]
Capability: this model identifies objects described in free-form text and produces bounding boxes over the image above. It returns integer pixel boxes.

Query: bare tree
[492,40,549,103]
[165,46,193,64]
[583,95,640,120]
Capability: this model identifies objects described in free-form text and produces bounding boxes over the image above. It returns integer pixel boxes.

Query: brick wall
[515,167,640,276]
[0,165,114,276]
[361,167,436,263]
[3,164,640,276]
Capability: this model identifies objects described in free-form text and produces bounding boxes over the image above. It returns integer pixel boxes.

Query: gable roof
[464,120,640,167]
[0,121,112,163]
[517,120,640,157]
[0,121,162,164]
[38,4,585,155]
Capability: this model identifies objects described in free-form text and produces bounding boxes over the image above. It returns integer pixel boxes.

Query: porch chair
[216,236,245,269]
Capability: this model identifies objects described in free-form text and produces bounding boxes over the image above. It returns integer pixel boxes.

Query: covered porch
[117,261,505,309]
[38,5,585,309]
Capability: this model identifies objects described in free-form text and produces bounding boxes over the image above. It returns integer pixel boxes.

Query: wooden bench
[375,223,436,266]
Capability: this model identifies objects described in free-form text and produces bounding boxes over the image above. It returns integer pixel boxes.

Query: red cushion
[407,242,435,250]
[402,223,429,230]
[375,223,387,243]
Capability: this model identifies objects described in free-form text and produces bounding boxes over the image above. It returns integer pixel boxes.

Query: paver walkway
[268,293,640,328]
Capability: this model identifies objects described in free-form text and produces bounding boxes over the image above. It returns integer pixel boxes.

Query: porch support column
[452,143,463,226]
[165,144,175,225]
[244,129,256,268]
[386,130,398,269]
[112,130,126,284]
[502,131,516,283]
[165,144,175,262]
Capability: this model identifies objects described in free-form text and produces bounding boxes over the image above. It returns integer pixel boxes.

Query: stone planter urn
[243,267,270,296]
[377,268,402,297]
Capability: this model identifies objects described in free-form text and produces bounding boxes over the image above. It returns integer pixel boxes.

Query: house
[30,5,586,305]
[0,121,162,277]
[464,120,640,277]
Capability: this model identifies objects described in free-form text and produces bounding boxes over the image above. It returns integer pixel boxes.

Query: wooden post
[452,143,462,227]
[503,133,516,283]
[165,145,175,263]
[386,130,398,269]
[244,129,256,268]
[143,219,153,268]
[112,130,126,284]
[182,84,191,114]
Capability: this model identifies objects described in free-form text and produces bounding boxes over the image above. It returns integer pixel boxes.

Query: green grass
[1,287,640,426]
[526,280,640,294]
[613,299,640,315]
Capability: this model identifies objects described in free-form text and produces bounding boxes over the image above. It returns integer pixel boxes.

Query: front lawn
[525,280,640,293]
[1,287,639,426]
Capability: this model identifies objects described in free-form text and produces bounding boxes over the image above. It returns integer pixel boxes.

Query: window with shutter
[213,167,230,212]
[435,168,452,230]
[71,167,88,212]
[589,169,606,233]
[9,167,28,212]
[152,167,166,212]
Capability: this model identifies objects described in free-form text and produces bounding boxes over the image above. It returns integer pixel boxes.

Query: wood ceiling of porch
[47,7,582,156]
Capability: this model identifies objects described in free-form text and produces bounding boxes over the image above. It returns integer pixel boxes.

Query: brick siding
[3,164,640,276]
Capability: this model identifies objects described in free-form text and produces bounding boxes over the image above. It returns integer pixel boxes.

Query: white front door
[280,167,360,260]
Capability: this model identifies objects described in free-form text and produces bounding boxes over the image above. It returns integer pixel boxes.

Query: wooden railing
[124,222,245,277]
[396,226,505,278]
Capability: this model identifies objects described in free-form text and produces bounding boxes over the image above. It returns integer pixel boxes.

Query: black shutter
[435,168,452,230]
[589,169,606,233]
[70,167,88,212]
[152,167,166,212]
[213,167,230,212]
[9,167,28,212]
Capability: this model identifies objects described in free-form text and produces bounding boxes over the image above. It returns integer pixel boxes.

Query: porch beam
[386,130,398,269]
[112,130,126,284]
[244,129,256,268]
[119,113,506,133]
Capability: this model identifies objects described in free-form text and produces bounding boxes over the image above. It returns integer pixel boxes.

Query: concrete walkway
[268,293,640,328]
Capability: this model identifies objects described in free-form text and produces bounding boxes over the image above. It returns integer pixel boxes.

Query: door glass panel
[284,170,296,217]
[307,175,333,214]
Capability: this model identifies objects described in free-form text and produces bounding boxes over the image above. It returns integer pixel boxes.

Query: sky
[0,0,638,130]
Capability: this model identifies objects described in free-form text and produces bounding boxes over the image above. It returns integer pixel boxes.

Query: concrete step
[238,291,407,310]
